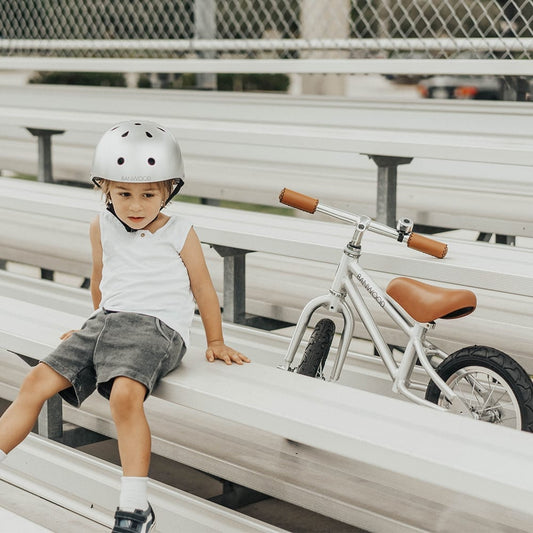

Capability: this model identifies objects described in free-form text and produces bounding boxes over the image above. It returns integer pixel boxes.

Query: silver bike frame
[278,211,460,411]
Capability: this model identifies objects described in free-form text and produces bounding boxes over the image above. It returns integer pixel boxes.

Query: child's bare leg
[110,377,151,512]
[109,376,151,477]
[0,363,71,454]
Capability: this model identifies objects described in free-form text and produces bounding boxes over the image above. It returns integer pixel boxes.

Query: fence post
[195,0,217,90]
[300,0,350,96]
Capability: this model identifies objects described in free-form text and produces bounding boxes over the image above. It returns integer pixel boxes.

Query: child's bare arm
[89,215,103,310]
[61,216,103,341]
[180,228,250,365]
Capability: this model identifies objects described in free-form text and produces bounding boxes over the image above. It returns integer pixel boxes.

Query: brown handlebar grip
[407,233,448,259]
[279,188,319,214]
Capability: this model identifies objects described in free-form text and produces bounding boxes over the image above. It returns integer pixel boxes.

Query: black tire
[425,345,533,432]
[296,319,335,378]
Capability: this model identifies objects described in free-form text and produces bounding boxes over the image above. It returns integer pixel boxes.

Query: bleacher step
[1,434,287,532]
[0,503,54,533]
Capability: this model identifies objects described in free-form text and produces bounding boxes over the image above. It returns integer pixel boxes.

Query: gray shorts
[42,310,186,407]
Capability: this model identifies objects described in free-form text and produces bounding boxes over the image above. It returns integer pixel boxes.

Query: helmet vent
[147,158,156,166]
[145,131,153,138]
[157,127,165,132]
[117,157,125,165]
[121,131,129,138]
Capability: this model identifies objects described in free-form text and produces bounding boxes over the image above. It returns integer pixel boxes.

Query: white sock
[0,450,6,462]
[119,476,148,511]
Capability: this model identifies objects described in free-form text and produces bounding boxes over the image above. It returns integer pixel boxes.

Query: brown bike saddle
[386,277,477,323]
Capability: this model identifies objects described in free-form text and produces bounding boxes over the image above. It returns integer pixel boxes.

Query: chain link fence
[1,0,533,60]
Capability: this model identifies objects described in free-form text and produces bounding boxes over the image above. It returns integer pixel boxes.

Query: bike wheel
[425,345,533,432]
[296,318,335,378]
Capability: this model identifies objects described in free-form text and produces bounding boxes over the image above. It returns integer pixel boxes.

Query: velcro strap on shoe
[113,510,146,532]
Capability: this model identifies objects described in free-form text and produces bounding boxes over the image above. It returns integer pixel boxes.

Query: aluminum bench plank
[0,505,53,532]
[2,127,532,237]
[1,178,532,371]
[0,276,533,530]
[1,434,286,532]
[1,178,532,296]
[1,295,533,524]
[2,84,533,237]
[2,102,533,166]
[2,85,533,165]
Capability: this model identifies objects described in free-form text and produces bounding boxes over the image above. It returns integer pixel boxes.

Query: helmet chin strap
[106,203,160,233]
[165,178,184,204]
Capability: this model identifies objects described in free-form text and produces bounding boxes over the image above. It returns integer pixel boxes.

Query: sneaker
[112,503,156,533]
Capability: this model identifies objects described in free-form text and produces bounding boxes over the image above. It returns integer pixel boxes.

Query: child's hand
[60,330,78,341]
[206,341,250,365]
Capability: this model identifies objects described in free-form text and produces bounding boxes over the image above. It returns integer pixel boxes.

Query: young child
[0,120,249,532]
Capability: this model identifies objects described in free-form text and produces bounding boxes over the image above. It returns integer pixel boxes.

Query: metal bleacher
[1,2,533,529]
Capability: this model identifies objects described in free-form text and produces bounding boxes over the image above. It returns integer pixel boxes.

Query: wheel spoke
[427,348,533,431]
[499,414,518,423]
[479,376,498,411]
[443,366,521,429]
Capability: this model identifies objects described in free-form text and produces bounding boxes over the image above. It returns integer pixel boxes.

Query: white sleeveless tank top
[98,209,195,347]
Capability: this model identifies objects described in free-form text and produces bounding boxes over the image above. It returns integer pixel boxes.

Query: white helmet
[90,120,185,183]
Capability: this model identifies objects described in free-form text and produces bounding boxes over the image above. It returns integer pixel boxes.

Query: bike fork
[278,291,354,381]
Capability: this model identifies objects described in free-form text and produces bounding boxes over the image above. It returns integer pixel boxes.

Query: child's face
[108,181,166,230]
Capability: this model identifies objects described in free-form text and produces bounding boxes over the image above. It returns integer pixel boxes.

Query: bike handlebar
[279,188,448,259]
[407,232,448,259]
[279,188,318,214]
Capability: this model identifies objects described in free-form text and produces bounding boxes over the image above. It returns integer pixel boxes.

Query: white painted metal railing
[2,0,533,75]
[1,57,533,76]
